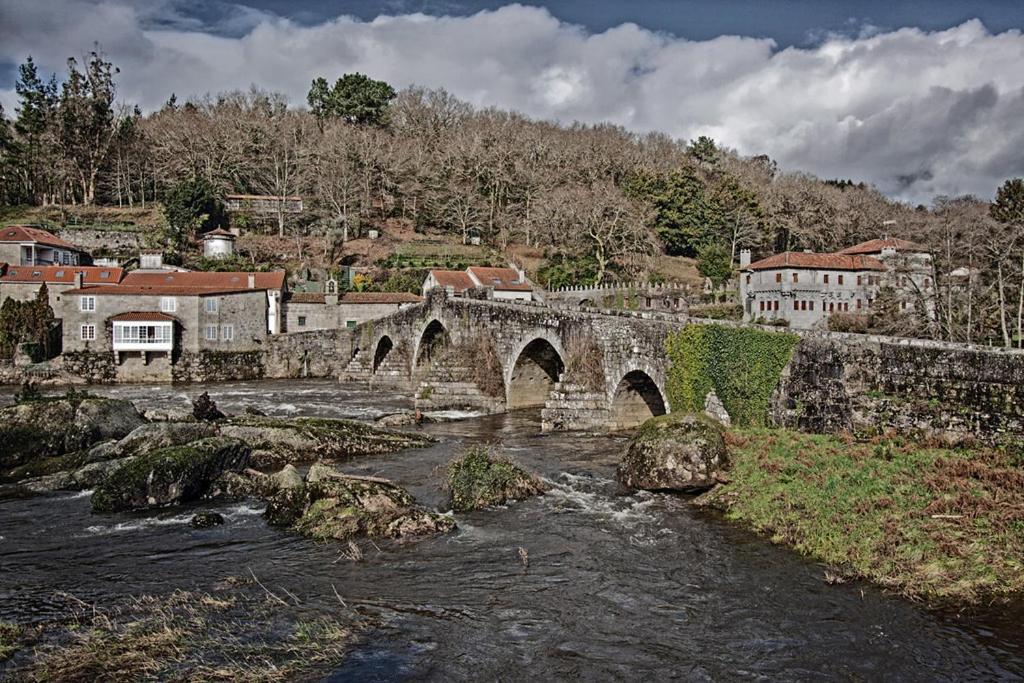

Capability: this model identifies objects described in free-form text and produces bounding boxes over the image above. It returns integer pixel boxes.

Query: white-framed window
[160,297,177,313]
[221,324,234,341]
[80,324,96,341]
[205,298,218,313]
[79,296,96,312]
[205,325,218,341]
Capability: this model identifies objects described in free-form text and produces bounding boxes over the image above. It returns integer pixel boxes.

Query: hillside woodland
[0,54,1022,346]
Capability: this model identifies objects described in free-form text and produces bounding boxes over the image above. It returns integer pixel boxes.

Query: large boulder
[617,414,728,492]
[3,421,219,490]
[91,437,252,513]
[218,415,435,468]
[445,447,548,512]
[265,465,455,542]
[0,396,146,471]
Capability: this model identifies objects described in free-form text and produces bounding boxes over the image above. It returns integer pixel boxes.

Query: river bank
[2,380,1023,678]
[697,428,1024,605]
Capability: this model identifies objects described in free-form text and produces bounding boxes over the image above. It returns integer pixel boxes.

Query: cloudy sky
[2,0,1023,203]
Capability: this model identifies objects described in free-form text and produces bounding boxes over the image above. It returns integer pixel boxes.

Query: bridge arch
[372,335,394,373]
[413,319,450,370]
[609,369,667,430]
[505,335,566,410]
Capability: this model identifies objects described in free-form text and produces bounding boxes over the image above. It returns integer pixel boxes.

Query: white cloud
[2,0,1023,202]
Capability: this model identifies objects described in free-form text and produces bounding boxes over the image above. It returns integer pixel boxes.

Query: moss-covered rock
[91,437,252,513]
[265,465,454,542]
[617,413,727,492]
[0,397,145,471]
[445,447,548,512]
[219,415,434,468]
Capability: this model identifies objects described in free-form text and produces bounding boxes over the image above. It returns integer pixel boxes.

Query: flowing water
[1,379,1023,680]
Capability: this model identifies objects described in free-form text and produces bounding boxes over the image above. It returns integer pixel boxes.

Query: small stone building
[0,225,85,266]
[201,228,236,259]
[422,266,534,301]
[286,290,422,332]
[0,264,125,308]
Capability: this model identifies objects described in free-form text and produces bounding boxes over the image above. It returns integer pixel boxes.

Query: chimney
[248,273,256,289]
[74,271,84,289]
[739,249,752,269]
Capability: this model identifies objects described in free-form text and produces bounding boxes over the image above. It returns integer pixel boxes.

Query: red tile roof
[340,292,422,304]
[0,225,78,250]
[838,238,926,255]
[109,311,177,322]
[467,266,532,291]
[429,269,475,292]
[65,270,286,296]
[746,252,886,272]
[201,228,236,239]
[288,292,326,304]
[0,265,124,285]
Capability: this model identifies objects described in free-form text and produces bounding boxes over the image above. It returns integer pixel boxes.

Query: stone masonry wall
[264,328,354,379]
[775,334,1024,444]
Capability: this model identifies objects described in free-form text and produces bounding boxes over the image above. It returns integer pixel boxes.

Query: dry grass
[697,429,1024,605]
[564,332,604,391]
[15,582,361,682]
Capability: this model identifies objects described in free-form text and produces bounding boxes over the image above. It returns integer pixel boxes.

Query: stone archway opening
[372,336,394,373]
[609,370,667,430]
[415,320,449,368]
[507,338,565,410]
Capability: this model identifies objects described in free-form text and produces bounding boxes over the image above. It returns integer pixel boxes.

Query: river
[1,379,1022,680]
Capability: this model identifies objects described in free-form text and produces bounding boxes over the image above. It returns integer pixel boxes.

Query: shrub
[445,446,547,512]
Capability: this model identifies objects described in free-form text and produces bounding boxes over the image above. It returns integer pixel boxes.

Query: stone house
[422,266,534,301]
[837,238,935,315]
[0,225,85,266]
[0,264,125,308]
[58,270,286,381]
[224,194,303,213]
[740,251,886,328]
[285,290,423,332]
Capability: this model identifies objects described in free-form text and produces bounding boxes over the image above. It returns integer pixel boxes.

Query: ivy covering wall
[665,324,799,426]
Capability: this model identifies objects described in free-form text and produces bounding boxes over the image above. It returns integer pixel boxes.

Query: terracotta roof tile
[746,252,886,272]
[838,238,927,255]
[0,265,124,284]
[467,266,532,291]
[65,270,286,296]
[0,225,78,250]
[201,228,236,239]
[109,311,177,322]
[429,269,475,292]
[288,292,326,304]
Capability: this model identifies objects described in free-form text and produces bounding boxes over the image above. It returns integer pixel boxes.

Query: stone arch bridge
[343,293,678,431]
[340,292,1024,439]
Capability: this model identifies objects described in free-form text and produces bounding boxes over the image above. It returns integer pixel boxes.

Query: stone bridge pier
[342,293,674,431]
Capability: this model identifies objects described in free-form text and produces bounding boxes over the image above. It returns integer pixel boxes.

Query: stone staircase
[414,352,506,414]
[541,381,610,432]
[340,347,373,382]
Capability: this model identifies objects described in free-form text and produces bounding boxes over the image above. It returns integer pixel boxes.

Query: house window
[62,252,70,265]
[802,301,808,311]
[80,324,96,341]
[925,278,931,289]
[775,273,782,283]
[205,298,218,313]
[745,275,751,285]
[346,320,357,329]
[160,297,177,313]
[792,273,799,283]
[221,324,234,341]
[856,275,862,286]
[759,301,765,312]
[823,274,829,284]
[773,301,779,311]
[298,316,307,327]
[838,275,844,285]
[205,325,218,341]
[856,299,862,310]
[829,303,834,312]
[794,300,799,311]
[809,301,814,311]
[79,296,95,312]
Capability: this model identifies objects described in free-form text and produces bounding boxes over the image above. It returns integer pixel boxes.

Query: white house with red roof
[422,265,534,301]
[739,237,935,329]
[0,225,85,266]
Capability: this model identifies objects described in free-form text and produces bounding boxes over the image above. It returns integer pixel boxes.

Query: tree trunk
[1017,251,1024,348]
[997,262,1011,348]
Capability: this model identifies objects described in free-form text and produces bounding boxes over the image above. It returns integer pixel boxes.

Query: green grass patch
[698,429,1024,604]
[0,621,24,661]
